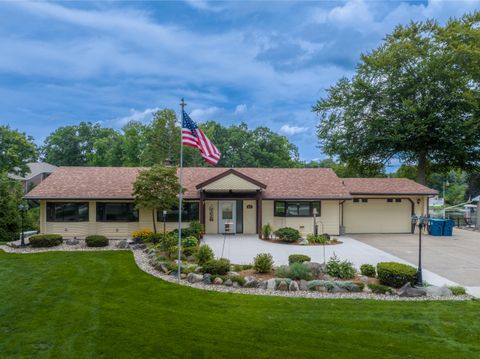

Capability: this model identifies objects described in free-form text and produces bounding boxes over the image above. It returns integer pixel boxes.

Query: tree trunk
[152,209,157,234]
[416,150,427,185]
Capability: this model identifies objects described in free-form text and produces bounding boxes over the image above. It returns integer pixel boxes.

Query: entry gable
[196,169,266,191]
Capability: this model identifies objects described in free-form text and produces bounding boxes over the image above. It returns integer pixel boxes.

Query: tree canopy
[0,126,37,175]
[314,13,480,184]
[132,165,181,233]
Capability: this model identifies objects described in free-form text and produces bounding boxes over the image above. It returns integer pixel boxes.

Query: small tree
[132,165,181,233]
[0,173,22,241]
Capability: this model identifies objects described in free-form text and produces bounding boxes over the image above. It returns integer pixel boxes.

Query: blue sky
[0,0,479,162]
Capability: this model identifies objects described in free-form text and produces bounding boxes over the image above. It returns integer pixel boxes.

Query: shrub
[276,262,312,280]
[182,246,198,257]
[253,253,274,273]
[356,282,365,291]
[196,244,214,265]
[368,284,394,294]
[85,235,109,247]
[203,258,231,275]
[360,264,376,277]
[326,254,356,279]
[29,234,63,248]
[306,233,330,244]
[376,262,417,288]
[233,264,253,272]
[168,246,183,260]
[262,223,272,239]
[156,233,177,252]
[273,227,301,242]
[188,220,204,239]
[229,275,246,286]
[182,236,198,248]
[448,286,466,296]
[288,254,311,264]
[132,228,153,242]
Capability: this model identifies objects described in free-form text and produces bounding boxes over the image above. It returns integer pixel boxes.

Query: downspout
[339,200,345,235]
[407,198,415,234]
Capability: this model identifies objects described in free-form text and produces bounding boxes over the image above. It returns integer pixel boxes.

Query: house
[9,162,58,193]
[23,166,437,239]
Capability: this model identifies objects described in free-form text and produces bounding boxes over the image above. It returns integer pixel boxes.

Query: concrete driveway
[350,229,480,296]
[203,234,461,291]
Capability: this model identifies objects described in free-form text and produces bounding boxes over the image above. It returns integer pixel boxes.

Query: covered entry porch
[196,169,266,236]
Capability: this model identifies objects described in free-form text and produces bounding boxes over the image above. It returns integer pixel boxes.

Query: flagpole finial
[180,98,187,112]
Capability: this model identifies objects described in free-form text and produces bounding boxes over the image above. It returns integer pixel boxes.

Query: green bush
[85,235,109,247]
[229,275,246,286]
[253,253,274,273]
[273,227,301,242]
[29,234,63,248]
[168,246,184,260]
[367,284,394,294]
[360,264,376,277]
[262,223,272,239]
[203,258,231,275]
[288,254,311,264]
[376,262,417,288]
[156,233,177,252]
[196,244,214,265]
[276,262,312,280]
[306,234,329,244]
[233,264,253,272]
[326,254,356,279]
[182,246,198,257]
[182,236,198,247]
[356,282,365,291]
[448,286,466,296]
[188,220,204,239]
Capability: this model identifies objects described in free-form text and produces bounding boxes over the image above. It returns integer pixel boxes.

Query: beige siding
[202,174,260,191]
[243,200,256,234]
[204,200,218,234]
[262,200,340,236]
[343,197,412,234]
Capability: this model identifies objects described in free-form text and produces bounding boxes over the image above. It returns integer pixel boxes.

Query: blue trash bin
[442,219,454,236]
[429,219,444,236]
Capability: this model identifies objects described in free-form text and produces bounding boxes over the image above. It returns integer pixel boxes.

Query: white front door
[218,201,236,233]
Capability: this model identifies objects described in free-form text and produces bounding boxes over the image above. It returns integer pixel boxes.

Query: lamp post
[163,210,167,234]
[411,214,426,286]
[18,203,29,247]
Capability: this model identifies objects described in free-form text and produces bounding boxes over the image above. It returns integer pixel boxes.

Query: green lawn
[0,251,479,359]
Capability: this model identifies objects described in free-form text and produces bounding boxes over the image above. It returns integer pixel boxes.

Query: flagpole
[177,98,186,283]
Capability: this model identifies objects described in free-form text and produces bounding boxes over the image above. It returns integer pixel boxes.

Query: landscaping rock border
[0,244,472,301]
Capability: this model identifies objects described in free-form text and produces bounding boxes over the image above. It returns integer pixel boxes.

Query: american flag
[182,111,221,165]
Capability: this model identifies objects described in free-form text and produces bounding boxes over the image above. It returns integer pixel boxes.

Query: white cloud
[280,124,308,135]
[116,107,159,126]
[234,104,247,115]
[184,0,223,12]
[189,106,220,122]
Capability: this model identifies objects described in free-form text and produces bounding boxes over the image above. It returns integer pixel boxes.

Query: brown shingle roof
[24,166,352,200]
[342,178,438,195]
[24,167,437,200]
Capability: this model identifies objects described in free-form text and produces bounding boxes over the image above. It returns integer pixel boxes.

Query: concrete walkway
[203,234,463,292]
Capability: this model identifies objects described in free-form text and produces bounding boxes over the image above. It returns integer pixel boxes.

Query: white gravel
[1,243,472,301]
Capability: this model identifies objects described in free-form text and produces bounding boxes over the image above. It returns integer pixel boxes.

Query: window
[158,202,199,222]
[96,203,138,222]
[361,198,368,203]
[353,198,360,203]
[354,198,368,203]
[274,201,321,217]
[47,202,89,222]
[395,198,402,203]
[387,198,393,203]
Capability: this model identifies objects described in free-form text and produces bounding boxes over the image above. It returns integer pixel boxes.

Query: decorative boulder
[360,276,369,284]
[305,262,325,277]
[203,273,212,284]
[180,273,187,279]
[213,277,223,285]
[66,239,79,245]
[227,271,240,277]
[233,282,240,288]
[425,286,453,297]
[187,273,203,283]
[298,238,309,245]
[398,283,426,297]
[289,281,299,291]
[329,285,348,293]
[299,280,308,291]
[244,276,258,288]
[266,278,277,291]
[224,279,233,287]
[277,280,289,291]
[195,266,203,273]
[258,280,267,290]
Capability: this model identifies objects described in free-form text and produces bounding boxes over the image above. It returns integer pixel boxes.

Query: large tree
[0,126,37,175]
[314,13,480,184]
[0,173,22,241]
[132,165,181,233]
[144,109,180,166]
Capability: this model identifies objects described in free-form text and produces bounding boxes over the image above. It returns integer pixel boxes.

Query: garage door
[343,199,411,234]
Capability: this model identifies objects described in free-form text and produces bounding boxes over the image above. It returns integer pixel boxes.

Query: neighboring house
[23,167,437,239]
[9,162,58,193]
